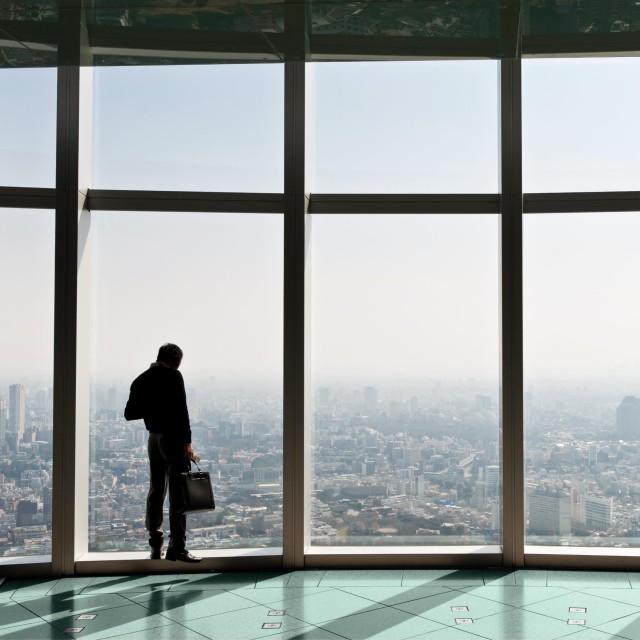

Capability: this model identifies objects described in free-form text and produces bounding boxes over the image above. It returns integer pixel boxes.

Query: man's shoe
[165,548,202,563]
[150,548,163,560]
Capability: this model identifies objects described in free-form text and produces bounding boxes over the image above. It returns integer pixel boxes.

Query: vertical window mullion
[500,58,525,568]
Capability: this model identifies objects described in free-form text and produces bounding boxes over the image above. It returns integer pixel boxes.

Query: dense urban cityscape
[4,376,640,558]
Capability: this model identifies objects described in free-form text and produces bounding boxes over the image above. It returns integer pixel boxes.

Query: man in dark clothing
[124,343,201,563]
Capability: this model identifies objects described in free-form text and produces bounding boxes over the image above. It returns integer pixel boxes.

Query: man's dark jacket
[124,364,192,445]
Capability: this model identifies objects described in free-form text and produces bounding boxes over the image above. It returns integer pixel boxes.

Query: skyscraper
[616,396,640,439]
[364,386,378,413]
[9,384,25,443]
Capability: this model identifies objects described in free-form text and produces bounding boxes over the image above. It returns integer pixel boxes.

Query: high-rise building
[16,499,38,527]
[616,396,640,439]
[0,399,6,448]
[485,465,500,496]
[9,384,25,442]
[528,490,571,536]
[364,386,378,413]
[583,495,613,531]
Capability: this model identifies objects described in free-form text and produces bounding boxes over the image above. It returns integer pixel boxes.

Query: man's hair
[157,343,183,364]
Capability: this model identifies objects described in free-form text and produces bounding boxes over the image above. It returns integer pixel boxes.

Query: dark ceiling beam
[308,34,502,60]
[88,24,280,58]
[500,0,522,59]
[523,33,640,56]
[0,19,58,47]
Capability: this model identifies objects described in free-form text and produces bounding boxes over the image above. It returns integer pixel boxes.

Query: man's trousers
[145,432,191,552]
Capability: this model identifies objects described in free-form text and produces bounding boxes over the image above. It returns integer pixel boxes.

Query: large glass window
[0,209,55,560]
[88,211,283,552]
[523,58,640,193]
[309,61,499,194]
[93,64,284,192]
[524,213,640,548]
[309,214,501,546]
[0,68,57,188]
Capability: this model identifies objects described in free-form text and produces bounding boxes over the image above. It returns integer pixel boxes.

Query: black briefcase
[179,461,215,513]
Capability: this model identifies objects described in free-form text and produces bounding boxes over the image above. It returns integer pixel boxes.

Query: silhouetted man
[124,343,201,562]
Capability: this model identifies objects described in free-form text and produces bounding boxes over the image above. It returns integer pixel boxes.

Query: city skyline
[5,374,640,556]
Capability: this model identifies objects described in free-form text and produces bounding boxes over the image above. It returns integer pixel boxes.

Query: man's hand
[184,443,195,460]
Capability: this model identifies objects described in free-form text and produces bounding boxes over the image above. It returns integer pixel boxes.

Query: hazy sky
[2,58,640,386]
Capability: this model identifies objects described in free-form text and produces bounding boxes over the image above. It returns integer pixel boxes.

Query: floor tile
[460,608,584,640]
[457,586,580,608]
[179,605,309,640]
[319,570,403,587]
[274,589,384,625]
[334,585,454,607]
[169,573,258,590]
[254,573,293,589]
[0,620,72,639]
[18,593,133,622]
[130,589,263,622]
[321,605,445,640]
[392,590,513,626]
[513,570,548,587]
[482,570,517,586]
[0,579,62,600]
[556,630,628,640]
[410,627,493,640]
[100,622,210,640]
[523,591,640,627]
[0,600,42,627]
[266,625,348,640]
[626,573,640,589]
[594,612,640,640]
[229,587,334,607]
[547,571,631,589]
[47,602,173,639]
[46,578,95,595]
[402,570,484,587]
[82,575,179,593]
[580,588,640,608]
[286,572,326,588]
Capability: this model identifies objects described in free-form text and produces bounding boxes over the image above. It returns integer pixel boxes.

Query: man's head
[157,343,183,369]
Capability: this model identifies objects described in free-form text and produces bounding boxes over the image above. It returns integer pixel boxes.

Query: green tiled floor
[1,571,640,639]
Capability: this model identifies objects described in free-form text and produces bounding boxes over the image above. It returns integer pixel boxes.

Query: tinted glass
[0,209,54,560]
[88,211,283,552]
[310,61,499,194]
[524,213,640,547]
[310,214,501,547]
[93,64,284,192]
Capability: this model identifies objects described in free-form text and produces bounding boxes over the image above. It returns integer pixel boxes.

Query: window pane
[524,213,640,548]
[0,69,57,187]
[309,61,499,194]
[310,214,501,547]
[93,64,284,192]
[88,212,283,552]
[0,209,54,560]
[523,58,640,193]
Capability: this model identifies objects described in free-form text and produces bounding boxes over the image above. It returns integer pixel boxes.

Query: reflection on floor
[2,570,640,639]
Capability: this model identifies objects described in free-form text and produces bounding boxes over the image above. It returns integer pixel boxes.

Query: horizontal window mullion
[309,194,500,214]
[86,189,285,213]
[0,187,57,209]
[525,192,640,214]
